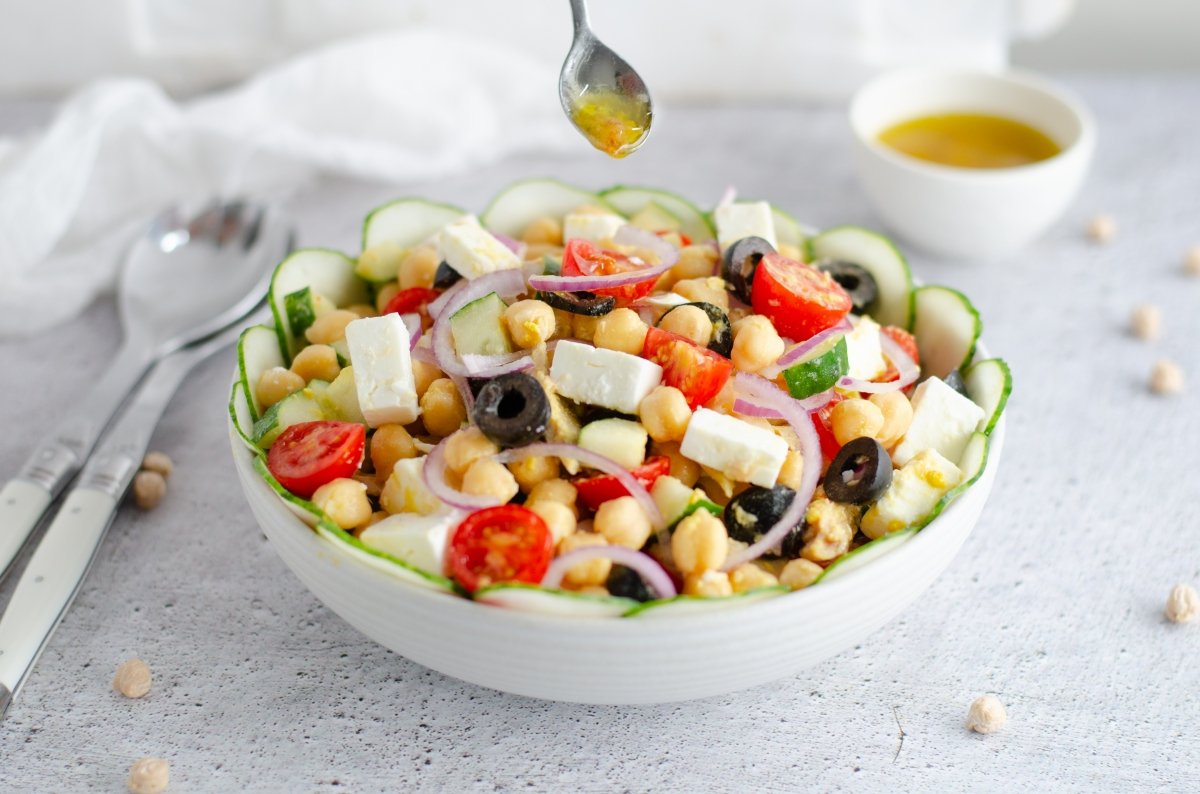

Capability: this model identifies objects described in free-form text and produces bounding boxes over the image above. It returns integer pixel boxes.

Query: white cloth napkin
[0,30,576,338]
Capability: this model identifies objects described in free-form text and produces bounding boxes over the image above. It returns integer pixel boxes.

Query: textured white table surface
[1,75,1198,793]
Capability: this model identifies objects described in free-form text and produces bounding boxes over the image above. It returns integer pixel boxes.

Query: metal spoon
[0,200,292,578]
[559,0,653,158]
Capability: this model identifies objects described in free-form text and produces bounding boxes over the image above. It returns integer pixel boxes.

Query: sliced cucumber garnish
[599,185,716,242]
[816,528,917,584]
[361,197,466,251]
[251,386,327,449]
[782,334,849,399]
[283,286,334,342]
[912,432,991,532]
[237,324,287,421]
[229,382,262,456]
[268,248,369,361]
[623,586,789,618]
[475,583,637,617]
[809,226,914,329]
[770,205,814,252]
[964,358,1012,436]
[481,178,613,239]
[912,285,982,380]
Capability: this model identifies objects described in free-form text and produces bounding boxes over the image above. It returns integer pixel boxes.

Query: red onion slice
[715,185,737,210]
[494,442,664,529]
[427,277,467,318]
[400,313,422,351]
[836,331,920,394]
[760,319,852,378]
[491,230,525,258]
[613,224,680,268]
[732,388,833,418]
[527,259,673,292]
[431,269,528,378]
[460,351,535,377]
[540,545,677,599]
[421,437,503,512]
[722,373,822,570]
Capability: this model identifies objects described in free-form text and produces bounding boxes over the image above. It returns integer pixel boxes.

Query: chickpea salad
[230,179,1011,618]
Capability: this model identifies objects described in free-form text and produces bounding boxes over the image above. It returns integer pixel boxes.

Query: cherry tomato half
[447,505,553,593]
[642,326,733,410]
[267,420,366,499]
[382,287,441,318]
[574,455,671,512]
[750,253,852,342]
[813,392,847,466]
[562,239,658,304]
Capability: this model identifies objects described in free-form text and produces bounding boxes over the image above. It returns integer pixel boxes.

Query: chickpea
[659,305,712,347]
[346,303,376,318]
[830,398,885,446]
[528,500,577,545]
[651,441,701,487]
[684,570,734,597]
[461,458,519,503]
[420,378,467,437]
[671,510,728,575]
[127,757,170,794]
[112,658,152,699]
[869,391,914,448]
[594,496,653,549]
[411,357,443,400]
[550,308,576,340]
[729,563,780,593]
[398,246,440,289]
[668,244,719,284]
[521,216,563,246]
[374,281,402,314]
[672,276,729,310]
[558,532,611,588]
[966,695,1007,734]
[504,299,556,349]
[779,558,824,590]
[255,367,305,410]
[593,308,649,355]
[523,243,564,263]
[312,478,373,530]
[776,449,805,490]
[132,471,166,510]
[305,309,359,345]
[731,315,785,373]
[370,424,418,481]
[572,314,601,343]
[443,426,499,475]
[638,386,692,443]
[527,478,579,516]
[141,451,173,479]
[290,344,341,384]
[507,455,560,493]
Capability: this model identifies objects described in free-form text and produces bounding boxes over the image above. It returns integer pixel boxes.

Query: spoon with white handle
[0,201,292,580]
[0,306,269,719]
[559,0,652,157]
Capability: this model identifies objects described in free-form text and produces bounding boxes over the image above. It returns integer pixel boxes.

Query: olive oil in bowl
[878,113,1061,169]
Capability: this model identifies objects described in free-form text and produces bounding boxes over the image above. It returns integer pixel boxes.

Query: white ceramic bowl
[849,68,1095,260]
[228,395,1004,705]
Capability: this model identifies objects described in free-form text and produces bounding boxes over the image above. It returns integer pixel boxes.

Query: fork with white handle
[0,309,267,719]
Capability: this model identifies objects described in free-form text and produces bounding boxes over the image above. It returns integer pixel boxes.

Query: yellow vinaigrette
[570,88,650,159]
[878,113,1061,169]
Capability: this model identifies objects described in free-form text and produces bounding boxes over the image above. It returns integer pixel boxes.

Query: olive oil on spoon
[559,0,652,158]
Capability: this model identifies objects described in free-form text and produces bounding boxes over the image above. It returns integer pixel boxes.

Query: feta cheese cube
[345,314,419,427]
[714,201,777,252]
[679,408,789,488]
[891,377,986,467]
[844,316,886,381]
[359,510,457,575]
[562,212,627,244]
[549,340,663,415]
[436,215,521,280]
[861,449,963,539]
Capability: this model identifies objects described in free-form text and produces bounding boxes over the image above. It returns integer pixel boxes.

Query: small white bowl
[229,384,1005,705]
[849,68,1095,260]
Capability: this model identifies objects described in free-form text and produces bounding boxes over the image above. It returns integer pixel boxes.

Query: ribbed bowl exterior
[230,417,1003,705]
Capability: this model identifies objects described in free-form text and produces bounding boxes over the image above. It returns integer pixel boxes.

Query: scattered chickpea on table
[966,694,1007,734]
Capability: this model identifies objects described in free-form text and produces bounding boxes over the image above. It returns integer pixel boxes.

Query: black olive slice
[815,260,878,315]
[657,301,733,358]
[433,261,462,290]
[471,372,551,447]
[537,290,616,317]
[823,437,892,504]
[606,565,653,602]
[721,236,776,304]
[943,369,968,396]
[723,485,798,548]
